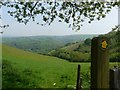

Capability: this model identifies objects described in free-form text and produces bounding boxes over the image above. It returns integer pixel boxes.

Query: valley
[2,31,120,88]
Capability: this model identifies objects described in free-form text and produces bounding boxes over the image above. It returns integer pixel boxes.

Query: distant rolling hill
[2,34,98,54]
[48,30,120,62]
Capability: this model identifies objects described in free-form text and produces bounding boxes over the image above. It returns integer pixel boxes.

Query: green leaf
[15,5,19,9]
[59,13,64,19]
[43,16,48,22]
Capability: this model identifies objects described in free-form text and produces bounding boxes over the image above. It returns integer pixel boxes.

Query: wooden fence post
[91,37,109,90]
[109,66,120,90]
[76,64,82,90]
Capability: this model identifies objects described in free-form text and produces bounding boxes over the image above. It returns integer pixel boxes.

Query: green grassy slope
[2,44,119,88]
[61,42,81,51]
[49,41,91,62]
[2,44,90,88]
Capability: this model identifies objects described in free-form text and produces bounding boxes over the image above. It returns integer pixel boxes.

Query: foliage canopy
[0,1,120,31]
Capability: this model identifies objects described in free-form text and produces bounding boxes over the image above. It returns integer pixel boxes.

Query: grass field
[2,44,119,88]
[2,44,91,88]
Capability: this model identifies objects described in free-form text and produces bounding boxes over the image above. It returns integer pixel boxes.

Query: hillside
[2,44,91,88]
[49,39,91,62]
[2,43,118,88]
[2,34,97,54]
[49,30,120,62]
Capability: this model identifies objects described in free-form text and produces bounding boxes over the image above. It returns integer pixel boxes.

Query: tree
[0,1,120,31]
[84,38,91,46]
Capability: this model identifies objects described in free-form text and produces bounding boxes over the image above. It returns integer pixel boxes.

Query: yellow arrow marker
[102,40,107,49]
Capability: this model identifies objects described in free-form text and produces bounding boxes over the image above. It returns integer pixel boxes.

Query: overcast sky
[1,5,118,37]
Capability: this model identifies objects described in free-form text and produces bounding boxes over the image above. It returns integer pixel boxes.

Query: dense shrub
[49,49,90,62]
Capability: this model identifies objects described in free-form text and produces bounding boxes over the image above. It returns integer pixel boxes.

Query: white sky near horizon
[0,4,118,37]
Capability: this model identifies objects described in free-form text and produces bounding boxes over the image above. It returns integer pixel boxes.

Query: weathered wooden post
[109,66,120,90]
[76,64,82,90]
[91,37,109,89]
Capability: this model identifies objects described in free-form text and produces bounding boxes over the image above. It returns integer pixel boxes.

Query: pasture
[2,44,118,88]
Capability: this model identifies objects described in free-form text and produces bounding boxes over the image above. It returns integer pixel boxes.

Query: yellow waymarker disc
[102,40,107,49]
